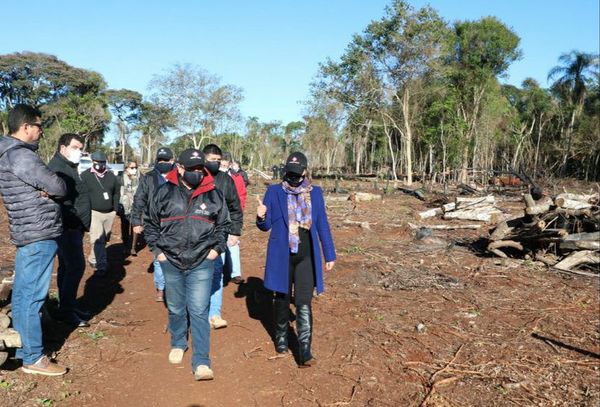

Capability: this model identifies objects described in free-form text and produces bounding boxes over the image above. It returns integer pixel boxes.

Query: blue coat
[257,184,336,295]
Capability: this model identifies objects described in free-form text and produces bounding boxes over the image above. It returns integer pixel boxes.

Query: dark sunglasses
[128,166,138,169]
[28,123,43,130]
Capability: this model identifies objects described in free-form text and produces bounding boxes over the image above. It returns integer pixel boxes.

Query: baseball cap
[283,152,307,175]
[90,151,107,162]
[156,147,174,161]
[178,148,205,169]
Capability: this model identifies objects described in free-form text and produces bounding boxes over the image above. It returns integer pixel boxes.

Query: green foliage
[0,379,12,389]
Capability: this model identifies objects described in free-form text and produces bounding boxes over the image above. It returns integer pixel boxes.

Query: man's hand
[325,261,335,271]
[256,195,267,219]
[156,253,167,262]
[133,225,144,234]
[207,249,219,260]
[227,235,239,247]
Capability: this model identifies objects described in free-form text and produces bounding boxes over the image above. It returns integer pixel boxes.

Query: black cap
[91,151,107,162]
[178,148,205,169]
[283,152,307,175]
[156,147,174,161]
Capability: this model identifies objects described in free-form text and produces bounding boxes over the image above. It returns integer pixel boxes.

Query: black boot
[296,304,316,367]
[273,297,290,354]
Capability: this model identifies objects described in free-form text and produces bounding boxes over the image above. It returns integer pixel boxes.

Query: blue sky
[1,0,598,127]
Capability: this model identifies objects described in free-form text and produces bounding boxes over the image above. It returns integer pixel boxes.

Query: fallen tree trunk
[419,208,443,220]
[443,210,500,223]
[523,194,553,215]
[408,222,481,230]
[554,197,593,210]
[554,250,600,271]
[487,240,524,258]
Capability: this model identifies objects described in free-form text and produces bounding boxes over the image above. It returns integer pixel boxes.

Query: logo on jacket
[195,203,210,216]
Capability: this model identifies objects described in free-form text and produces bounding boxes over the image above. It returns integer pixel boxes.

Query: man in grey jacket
[0,104,68,376]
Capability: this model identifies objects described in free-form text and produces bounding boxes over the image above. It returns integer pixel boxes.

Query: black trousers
[276,228,315,306]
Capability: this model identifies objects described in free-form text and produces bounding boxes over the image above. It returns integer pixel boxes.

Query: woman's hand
[256,195,267,219]
[157,253,167,262]
[207,249,219,260]
[325,261,335,271]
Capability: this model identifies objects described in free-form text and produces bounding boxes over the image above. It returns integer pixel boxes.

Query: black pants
[276,228,315,306]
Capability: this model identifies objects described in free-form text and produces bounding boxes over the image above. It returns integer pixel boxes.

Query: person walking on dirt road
[144,149,230,381]
[130,147,175,302]
[48,133,91,328]
[202,144,244,330]
[256,151,336,367]
[81,151,120,277]
[0,104,68,376]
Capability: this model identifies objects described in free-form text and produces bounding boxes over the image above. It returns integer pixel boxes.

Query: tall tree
[548,51,599,176]
[105,89,142,163]
[136,100,175,164]
[149,64,243,149]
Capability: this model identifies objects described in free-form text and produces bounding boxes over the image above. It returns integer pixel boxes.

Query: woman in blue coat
[256,152,336,367]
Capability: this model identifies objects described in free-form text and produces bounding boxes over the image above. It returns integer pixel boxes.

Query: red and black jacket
[144,168,231,270]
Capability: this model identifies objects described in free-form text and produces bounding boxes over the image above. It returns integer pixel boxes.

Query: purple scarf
[282,179,313,253]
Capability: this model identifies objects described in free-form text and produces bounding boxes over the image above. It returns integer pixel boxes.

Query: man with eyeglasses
[144,148,230,381]
[131,147,175,301]
[0,104,68,376]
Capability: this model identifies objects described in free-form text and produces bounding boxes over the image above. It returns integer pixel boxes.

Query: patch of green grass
[36,398,54,407]
[0,380,12,389]
[343,245,365,255]
[82,330,106,342]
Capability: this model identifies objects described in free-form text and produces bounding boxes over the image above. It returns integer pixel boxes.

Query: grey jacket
[0,135,66,246]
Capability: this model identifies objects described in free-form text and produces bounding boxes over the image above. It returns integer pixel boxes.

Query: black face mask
[205,161,221,175]
[93,163,106,173]
[155,162,173,174]
[183,171,204,188]
[284,173,304,187]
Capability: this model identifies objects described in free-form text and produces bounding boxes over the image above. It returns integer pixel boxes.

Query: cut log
[442,202,456,213]
[487,240,524,258]
[443,210,501,223]
[535,253,559,266]
[523,194,553,215]
[351,192,382,202]
[0,314,9,330]
[408,222,481,230]
[554,197,593,210]
[554,250,600,271]
[418,207,443,219]
[490,220,513,241]
[342,219,372,230]
[455,195,495,204]
[0,328,21,348]
[555,192,599,204]
[559,232,600,251]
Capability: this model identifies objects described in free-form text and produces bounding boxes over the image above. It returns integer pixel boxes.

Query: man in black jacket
[144,149,230,381]
[81,151,120,276]
[48,133,91,327]
[202,144,243,329]
[0,104,67,376]
[130,146,174,301]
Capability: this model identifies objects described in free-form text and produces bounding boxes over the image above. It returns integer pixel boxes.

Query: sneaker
[209,315,228,329]
[168,348,185,364]
[155,289,164,302]
[194,365,214,381]
[231,276,244,284]
[21,356,67,376]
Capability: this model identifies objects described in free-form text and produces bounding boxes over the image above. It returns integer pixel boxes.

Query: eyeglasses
[28,123,43,131]
[128,166,138,169]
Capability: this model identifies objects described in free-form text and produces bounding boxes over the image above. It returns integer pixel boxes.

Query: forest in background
[0,0,598,182]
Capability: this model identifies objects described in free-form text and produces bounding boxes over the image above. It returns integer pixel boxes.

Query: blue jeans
[13,239,58,365]
[228,241,242,279]
[153,258,165,290]
[209,254,225,318]
[161,258,214,370]
[56,229,85,316]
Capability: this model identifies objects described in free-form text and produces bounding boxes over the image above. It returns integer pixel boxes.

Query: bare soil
[0,180,599,407]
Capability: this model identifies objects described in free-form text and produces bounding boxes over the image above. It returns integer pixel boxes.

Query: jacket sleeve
[234,174,248,210]
[314,187,336,262]
[256,186,273,232]
[144,188,163,257]
[223,176,243,236]
[10,149,66,198]
[131,174,150,226]
[213,192,231,255]
[76,176,92,230]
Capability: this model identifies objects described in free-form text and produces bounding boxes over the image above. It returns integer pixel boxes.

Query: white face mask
[68,148,82,164]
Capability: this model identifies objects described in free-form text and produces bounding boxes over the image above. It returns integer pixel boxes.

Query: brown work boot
[21,356,67,376]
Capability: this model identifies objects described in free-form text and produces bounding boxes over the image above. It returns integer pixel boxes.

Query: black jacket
[213,171,243,236]
[144,169,231,270]
[0,136,66,245]
[81,169,120,213]
[48,152,91,231]
[130,168,167,226]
